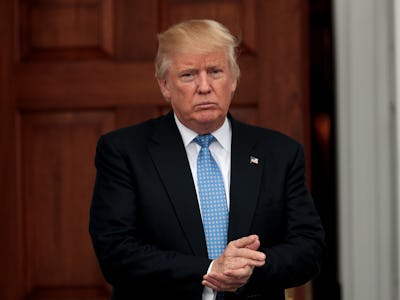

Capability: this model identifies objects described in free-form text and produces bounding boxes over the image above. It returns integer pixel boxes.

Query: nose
[196,72,211,94]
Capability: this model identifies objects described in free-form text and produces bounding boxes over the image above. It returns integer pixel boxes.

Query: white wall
[396,0,400,298]
[333,0,398,299]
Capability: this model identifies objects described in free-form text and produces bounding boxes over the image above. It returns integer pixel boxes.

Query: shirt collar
[174,113,231,150]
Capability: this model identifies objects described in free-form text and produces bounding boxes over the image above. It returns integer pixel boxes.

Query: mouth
[195,102,217,110]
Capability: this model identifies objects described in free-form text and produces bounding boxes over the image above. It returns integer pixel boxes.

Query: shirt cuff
[202,261,217,300]
[207,260,215,274]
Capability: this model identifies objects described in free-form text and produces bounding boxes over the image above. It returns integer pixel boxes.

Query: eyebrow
[178,64,224,72]
[178,68,198,74]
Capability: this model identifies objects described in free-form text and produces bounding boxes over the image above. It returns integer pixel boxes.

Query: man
[89,19,325,300]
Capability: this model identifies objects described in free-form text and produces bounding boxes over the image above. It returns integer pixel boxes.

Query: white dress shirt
[174,114,232,300]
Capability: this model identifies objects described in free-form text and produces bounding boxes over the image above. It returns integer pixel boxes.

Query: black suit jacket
[89,111,325,300]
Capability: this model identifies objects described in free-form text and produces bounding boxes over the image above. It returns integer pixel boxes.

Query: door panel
[20,0,115,60]
[0,1,311,299]
[21,112,113,299]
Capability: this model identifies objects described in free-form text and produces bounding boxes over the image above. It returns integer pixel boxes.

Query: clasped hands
[202,234,266,292]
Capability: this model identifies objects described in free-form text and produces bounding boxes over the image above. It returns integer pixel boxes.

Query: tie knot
[194,134,215,148]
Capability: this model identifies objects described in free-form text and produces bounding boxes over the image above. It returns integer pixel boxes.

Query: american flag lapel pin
[250,156,259,165]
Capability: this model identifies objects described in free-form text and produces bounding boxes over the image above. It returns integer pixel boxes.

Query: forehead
[169,51,228,70]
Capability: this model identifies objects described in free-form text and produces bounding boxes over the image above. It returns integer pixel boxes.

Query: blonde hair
[155,19,240,80]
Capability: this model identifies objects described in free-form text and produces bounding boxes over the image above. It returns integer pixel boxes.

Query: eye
[179,71,196,82]
[208,68,223,78]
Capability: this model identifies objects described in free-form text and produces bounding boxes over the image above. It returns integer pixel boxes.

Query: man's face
[158,50,237,134]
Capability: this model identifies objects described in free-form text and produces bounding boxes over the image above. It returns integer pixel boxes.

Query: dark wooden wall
[0,1,312,299]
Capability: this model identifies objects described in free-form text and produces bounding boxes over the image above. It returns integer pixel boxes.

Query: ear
[230,79,238,93]
[157,78,171,101]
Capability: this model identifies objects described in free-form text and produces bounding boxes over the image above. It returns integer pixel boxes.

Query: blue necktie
[195,134,228,260]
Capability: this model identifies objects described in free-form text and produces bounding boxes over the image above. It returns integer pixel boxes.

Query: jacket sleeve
[89,135,210,296]
[252,144,325,290]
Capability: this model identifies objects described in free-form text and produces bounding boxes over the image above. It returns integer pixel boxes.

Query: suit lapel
[148,112,208,257]
[148,113,262,253]
[228,118,263,241]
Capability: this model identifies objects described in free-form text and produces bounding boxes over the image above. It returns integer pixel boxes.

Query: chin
[193,112,225,131]
[195,110,222,122]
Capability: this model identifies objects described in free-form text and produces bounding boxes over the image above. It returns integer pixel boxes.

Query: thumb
[245,237,260,251]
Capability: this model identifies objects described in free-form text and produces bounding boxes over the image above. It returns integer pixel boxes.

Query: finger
[231,235,259,249]
[223,256,265,270]
[224,265,252,279]
[233,247,266,262]
[221,273,249,286]
[205,271,247,285]
[203,281,239,292]
[204,271,228,282]
[202,279,219,291]
[203,279,239,292]
[204,272,247,290]
[223,266,254,279]
[203,273,223,287]
[203,278,240,292]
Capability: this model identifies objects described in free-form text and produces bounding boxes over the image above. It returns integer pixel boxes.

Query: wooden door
[0,1,311,299]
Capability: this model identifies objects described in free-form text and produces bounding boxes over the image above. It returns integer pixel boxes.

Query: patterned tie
[195,134,228,260]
